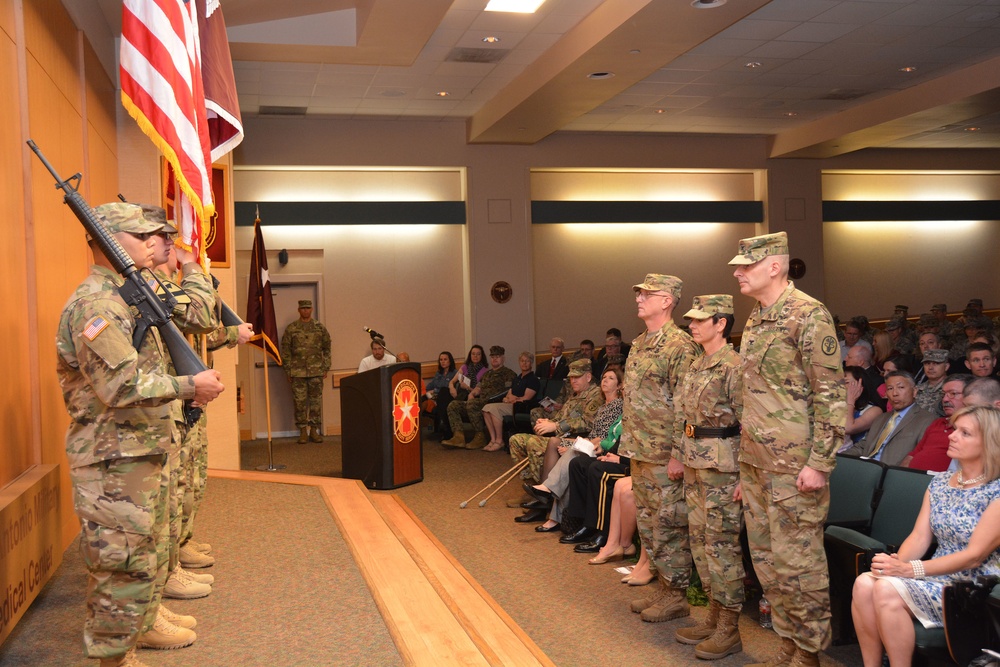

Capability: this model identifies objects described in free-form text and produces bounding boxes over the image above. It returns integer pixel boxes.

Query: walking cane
[459,457,529,508]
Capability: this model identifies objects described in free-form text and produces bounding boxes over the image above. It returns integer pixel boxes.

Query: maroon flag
[246,215,281,364]
[197,0,243,160]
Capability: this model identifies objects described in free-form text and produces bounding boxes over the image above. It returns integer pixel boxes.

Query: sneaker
[136,612,197,650]
[163,567,212,600]
[179,543,215,569]
[99,648,150,667]
[178,566,214,585]
[158,604,197,630]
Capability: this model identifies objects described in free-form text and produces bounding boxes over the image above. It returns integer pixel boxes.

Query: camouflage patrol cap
[931,303,947,313]
[728,231,789,265]
[894,304,909,315]
[885,317,904,331]
[967,298,984,309]
[683,294,734,320]
[567,359,592,377]
[922,349,949,364]
[632,274,682,300]
[138,204,178,234]
[298,300,312,308]
[94,202,162,235]
[965,316,992,331]
[917,314,938,329]
[489,345,505,356]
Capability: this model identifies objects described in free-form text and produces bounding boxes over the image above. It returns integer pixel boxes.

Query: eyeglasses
[635,291,669,301]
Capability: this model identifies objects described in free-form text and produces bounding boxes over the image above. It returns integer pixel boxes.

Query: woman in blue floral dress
[851,404,1000,666]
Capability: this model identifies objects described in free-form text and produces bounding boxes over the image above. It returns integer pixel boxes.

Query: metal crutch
[459,457,529,508]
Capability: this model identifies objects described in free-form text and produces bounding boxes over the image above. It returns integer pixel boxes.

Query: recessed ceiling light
[485,0,546,13]
[629,49,641,55]
[783,112,798,117]
[655,109,666,114]
[691,0,727,8]
[899,66,917,73]
[436,91,450,97]
[482,36,501,44]
[964,126,981,132]
[744,61,762,69]
[587,72,615,80]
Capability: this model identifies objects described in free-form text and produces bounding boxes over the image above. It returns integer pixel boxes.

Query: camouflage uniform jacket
[57,266,197,469]
[618,319,697,465]
[915,379,945,418]
[675,344,743,473]
[552,384,603,435]
[476,366,518,402]
[281,319,331,377]
[738,281,847,475]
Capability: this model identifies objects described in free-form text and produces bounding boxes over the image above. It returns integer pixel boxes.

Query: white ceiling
[92,0,1000,155]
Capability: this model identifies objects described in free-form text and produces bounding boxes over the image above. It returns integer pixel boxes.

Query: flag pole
[255,346,285,472]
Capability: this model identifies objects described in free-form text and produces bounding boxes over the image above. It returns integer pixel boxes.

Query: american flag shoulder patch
[83,316,110,341]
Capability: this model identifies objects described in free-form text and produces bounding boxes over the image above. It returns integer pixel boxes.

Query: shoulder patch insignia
[821,336,838,356]
[83,316,109,341]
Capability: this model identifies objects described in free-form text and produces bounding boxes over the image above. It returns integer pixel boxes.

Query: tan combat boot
[99,647,150,667]
[297,427,308,444]
[694,607,742,659]
[630,579,668,613]
[163,566,212,600]
[188,540,212,554]
[466,432,488,449]
[309,426,323,442]
[441,432,466,448]
[158,604,197,630]
[179,543,215,568]
[745,636,797,667]
[136,609,197,649]
[640,585,690,623]
[675,599,720,644]
[786,647,820,667]
[177,565,214,585]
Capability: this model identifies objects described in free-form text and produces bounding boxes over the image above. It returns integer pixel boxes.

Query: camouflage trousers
[181,412,208,545]
[631,459,691,590]
[167,422,189,572]
[508,433,554,484]
[70,454,170,658]
[447,396,488,435]
[741,462,832,653]
[684,465,744,610]
[290,376,324,428]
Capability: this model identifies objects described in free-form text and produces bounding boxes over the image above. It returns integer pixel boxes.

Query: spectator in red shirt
[902,374,974,471]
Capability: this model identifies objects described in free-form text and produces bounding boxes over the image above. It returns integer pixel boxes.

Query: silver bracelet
[910,560,925,579]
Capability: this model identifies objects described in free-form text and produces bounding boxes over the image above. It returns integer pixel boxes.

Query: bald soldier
[57,203,224,667]
[730,232,846,667]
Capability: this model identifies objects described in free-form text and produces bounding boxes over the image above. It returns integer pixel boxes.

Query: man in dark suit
[536,337,569,383]
[841,370,936,466]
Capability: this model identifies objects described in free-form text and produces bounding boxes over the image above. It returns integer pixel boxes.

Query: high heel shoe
[588,545,623,565]
[623,544,637,557]
[627,571,656,586]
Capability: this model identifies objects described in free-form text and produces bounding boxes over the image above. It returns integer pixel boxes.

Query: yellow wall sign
[0,465,62,645]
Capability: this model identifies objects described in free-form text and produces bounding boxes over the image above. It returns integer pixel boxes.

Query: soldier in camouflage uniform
[673,295,745,659]
[914,348,948,417]
[730,232,846,667]
[281,299,331,443]
[619,274,698,623]
[56,203,225,667]
[443,345,517,449]
[508,359,602,521]
[886,316,917,356]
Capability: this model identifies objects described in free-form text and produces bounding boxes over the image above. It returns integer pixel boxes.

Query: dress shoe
[559,527,596,544]
[534,522,561,533]
[523,482,553,503]
[520,499,550,510]
[588,545,623,564]
[514,508,547,523]
[574,534,608,553]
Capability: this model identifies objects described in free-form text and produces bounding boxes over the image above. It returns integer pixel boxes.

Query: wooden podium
[340,362,423,489]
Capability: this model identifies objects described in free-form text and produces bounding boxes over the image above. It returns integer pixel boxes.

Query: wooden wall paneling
[0,28,32,488]
[87,122,119,206]
[22,0,81,116]
[83,39,115,161]
[0,0,15,43]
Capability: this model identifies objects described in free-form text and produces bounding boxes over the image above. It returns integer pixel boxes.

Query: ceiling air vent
[259,105,308,115]
[445,47,509,64]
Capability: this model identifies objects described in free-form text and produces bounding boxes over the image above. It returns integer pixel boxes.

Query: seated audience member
[536,337,569,383]
[440,345,487,438]
[423,351,457,436]
[842,371,936,466]
[843,366,884,449]
[845,340,887,411]
[842,319,863,361]
[914,349,949,417]
[593,334,626,380]
[560,437,630,549]
[588,477,655,588]
[595,328,631,363]
[971,332,1000,359]
[929,303,956,342]
[902,374,973,472]
[966,376,1000,409]
[966,342,998,378]
[872,330,895,373]
[526,368,623,532]
[480,351,540,452]
[851,405,1000,667]
[851,315,874,343]
[886,317,917,356]
[508,360,602,521]
[358,337,397,373]
[443,345,515,450]
[573,339,595,361]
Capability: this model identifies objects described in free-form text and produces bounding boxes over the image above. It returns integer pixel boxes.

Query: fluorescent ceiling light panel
[485,0,546,13]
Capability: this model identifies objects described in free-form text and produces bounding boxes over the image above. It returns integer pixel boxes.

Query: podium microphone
[363,326,383,340]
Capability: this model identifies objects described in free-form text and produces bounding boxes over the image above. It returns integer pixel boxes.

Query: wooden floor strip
[207,469,551,667]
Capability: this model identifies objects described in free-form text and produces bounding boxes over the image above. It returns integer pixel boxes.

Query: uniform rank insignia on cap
[83,316,110,340]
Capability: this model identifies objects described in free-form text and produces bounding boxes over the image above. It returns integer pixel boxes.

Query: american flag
[119,0,214,262]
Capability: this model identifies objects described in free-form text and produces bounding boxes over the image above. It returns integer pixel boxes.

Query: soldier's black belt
[684,423,741,439]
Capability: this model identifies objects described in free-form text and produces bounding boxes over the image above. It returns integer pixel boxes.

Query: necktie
[869,412,902,460]
[551,359,557,375]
